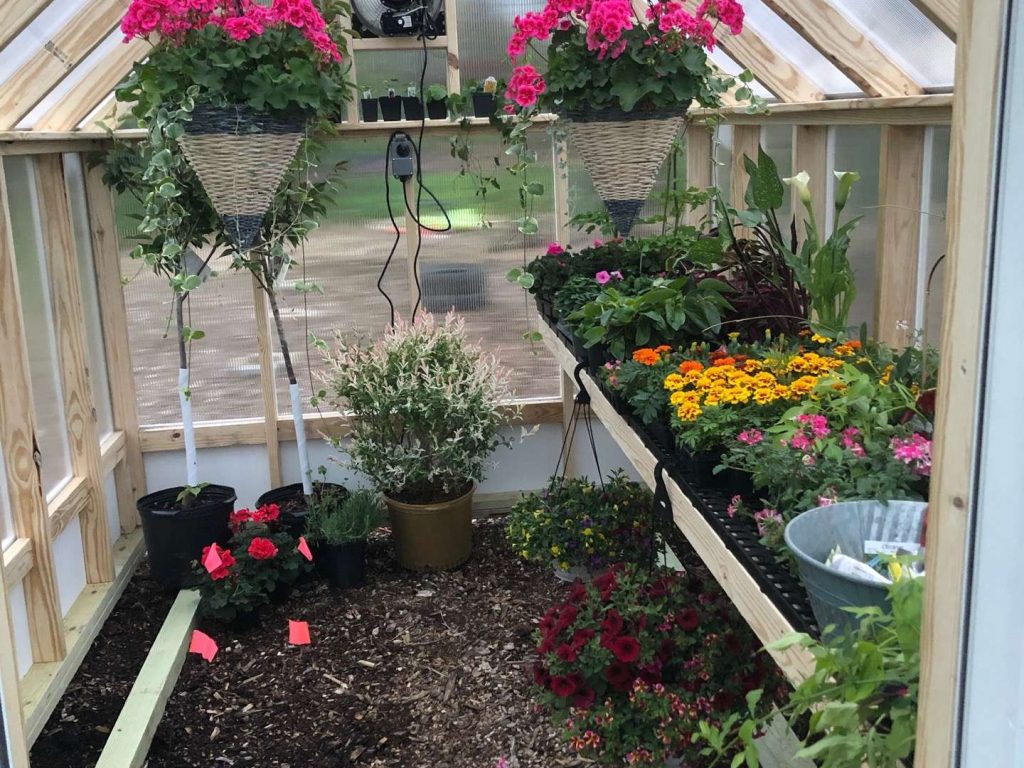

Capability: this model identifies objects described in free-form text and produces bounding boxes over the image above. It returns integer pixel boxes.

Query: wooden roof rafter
[760,0,925,97]
[907,0,958,40]
[719,25,825,102]
[0,0,130,130]
[0,0,53,52]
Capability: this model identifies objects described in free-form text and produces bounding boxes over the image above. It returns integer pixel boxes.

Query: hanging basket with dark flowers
[503,0,749,236]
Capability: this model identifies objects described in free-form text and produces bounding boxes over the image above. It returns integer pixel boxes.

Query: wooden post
[0,554,29,767]
[252,278,282,488]
[915,0,1009,763]
[35,154,115,584]
[339,7,360,124]
[0,158,67,663]
[875,125,926,347]
[790,125,829,229]
[84,163,145,531]
[683,123,713,226]
[443,0,462,97]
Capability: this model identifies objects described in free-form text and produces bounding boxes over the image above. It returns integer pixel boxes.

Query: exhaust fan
[352,0,445,37]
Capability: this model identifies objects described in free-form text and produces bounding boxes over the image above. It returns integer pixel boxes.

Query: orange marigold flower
[712,357,736,367]
[679,360,704,374]
[632,348,660,365]
[654,345,672,353]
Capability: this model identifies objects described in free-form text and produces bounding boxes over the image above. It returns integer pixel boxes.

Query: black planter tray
[596,376,819,637]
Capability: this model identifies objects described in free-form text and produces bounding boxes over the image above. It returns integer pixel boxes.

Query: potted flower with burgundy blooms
[196,503,309,628]
[113,0,354,540]
[504,0,749,237]
[322,314,519,571]
[532,563,785,765]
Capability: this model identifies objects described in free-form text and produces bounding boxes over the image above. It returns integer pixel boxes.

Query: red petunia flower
[531,663,550,688]
[610,635,641,663]
[600,609,624,638]
[550,674,579,698]
[604,661,634,691]
[572,686,596,710]
[556,643,578,663]
[571,628,595,651]
[675,608,700,632]
[247,537,278,560]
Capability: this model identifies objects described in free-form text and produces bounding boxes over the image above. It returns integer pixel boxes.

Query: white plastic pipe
[179,368,198,487]
[290,382,313,496]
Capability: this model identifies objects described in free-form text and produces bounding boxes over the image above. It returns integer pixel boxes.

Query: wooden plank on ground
[0,158,67,664]
[35,154,114,583]
[21,530,145,744]
[876,125,926,347]
[84,163,145,530]
[538,321,816,684]
[94,590,200,768]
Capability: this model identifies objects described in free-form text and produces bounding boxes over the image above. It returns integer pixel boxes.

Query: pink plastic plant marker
[189,630,218,662]
[288,620,311,646]
[297,536,313,562]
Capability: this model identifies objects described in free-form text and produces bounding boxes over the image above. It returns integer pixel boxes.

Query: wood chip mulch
[31,563,176,767]
[146,518,589,768]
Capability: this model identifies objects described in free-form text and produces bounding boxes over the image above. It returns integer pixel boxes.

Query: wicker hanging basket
[179,104,307,251]
[562,105,688,237]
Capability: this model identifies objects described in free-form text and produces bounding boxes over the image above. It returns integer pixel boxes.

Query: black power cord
[376,10,452,326]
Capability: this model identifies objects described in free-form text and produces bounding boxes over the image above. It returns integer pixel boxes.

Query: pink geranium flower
[737,429,763,446]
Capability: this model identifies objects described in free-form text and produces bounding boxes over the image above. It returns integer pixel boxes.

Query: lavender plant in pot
[322,314,519,571]
[306,488,383,588]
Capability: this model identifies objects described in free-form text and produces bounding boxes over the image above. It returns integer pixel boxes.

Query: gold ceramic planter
[384,485,475,571]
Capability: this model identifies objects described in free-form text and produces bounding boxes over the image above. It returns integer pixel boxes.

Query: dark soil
[146,519,587,768]
[30,563,176,767]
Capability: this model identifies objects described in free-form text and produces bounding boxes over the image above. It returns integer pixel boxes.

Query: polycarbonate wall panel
[116,198,262,425]
[760,124,793,225]
[920,126,950,345]
[64,154,115,439]
[353,50,447,101]
[456,0,546,86]
[831,125,882,334]
[830,0,955,88]
[271,133,560,411]
[714,124,733,205]
[3,157,74,498]
[740,0,860,95]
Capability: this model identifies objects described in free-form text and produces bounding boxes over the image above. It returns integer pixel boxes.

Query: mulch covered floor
[37,518,588,767]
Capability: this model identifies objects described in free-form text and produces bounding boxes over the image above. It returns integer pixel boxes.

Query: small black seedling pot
[379,95,403,121]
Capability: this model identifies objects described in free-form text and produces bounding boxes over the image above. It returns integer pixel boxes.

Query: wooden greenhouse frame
[0,0,1013,764]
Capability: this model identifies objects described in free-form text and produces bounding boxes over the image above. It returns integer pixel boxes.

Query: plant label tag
[864,540,921,557]
[297,536,313,562]
[189,630,218,662]
[289,620,311,646]
[202,545,223,574]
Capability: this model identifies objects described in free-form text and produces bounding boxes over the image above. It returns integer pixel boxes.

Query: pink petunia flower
[595,270,612,285]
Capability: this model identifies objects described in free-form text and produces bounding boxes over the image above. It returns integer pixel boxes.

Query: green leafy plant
[697,576,923,768]
[506,471,652,571]
[196,504,309,623]
[323,313,519,504]
[425,84,447,102]
[553,274,604,320]
[306,488,383,545]
[568,276,733,360]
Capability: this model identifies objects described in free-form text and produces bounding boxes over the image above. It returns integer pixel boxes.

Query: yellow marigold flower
[789,375,819,397]
[683,370,702,384]
[583,528,594,537]
[811,333,833,344]
[743,359,763,372]
[753,387,776,405]
[664,373,685,391]
[676,402,702,421]
[720,387,751,405]
[754,371,777,387]
[727,331,740,340]
[881,364,894,385]
[834,343,854,357]
[670,390,689,405]
[703,393,721,407]
[550,545,561,557]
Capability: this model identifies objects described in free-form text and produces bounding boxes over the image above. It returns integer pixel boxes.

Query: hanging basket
[179,104,307,251]
[561,105,688,237]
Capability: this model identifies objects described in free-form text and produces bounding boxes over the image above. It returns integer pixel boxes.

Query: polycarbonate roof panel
[18,31,124,130]
[0,0,94,84]
[741,0,862,96]
[709,50,775,100]
[830,0,955,88]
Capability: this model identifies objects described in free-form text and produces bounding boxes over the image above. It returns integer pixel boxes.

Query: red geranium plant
[196,504,309,623]
[532,563,785,765]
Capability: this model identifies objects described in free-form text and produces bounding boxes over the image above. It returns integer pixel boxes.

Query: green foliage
[323,314,517,503]
[553,274,604,320]
[696,577,924,768]
[506,471,652,570]
[568,276,733,361]
[306,488,383,545]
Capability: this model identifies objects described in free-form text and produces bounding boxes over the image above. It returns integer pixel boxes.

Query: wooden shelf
[350,35,449,51]
[538,319,816,684]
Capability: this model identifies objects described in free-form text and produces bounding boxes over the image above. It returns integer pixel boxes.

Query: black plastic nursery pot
[426,98,448,120]
[319,540,368,589]
[361,98,379,122]
[137,484,236,591]
[472,93,495,117]
[379,96,403,121]
[402,96,425,121]
[256,482,349,538]
[535,295,554,321]
[586,343,611,374]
